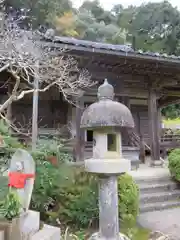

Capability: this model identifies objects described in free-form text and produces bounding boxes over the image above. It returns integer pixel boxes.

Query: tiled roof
[42,35,180,62]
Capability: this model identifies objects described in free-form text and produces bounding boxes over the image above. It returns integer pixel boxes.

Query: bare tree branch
[0,18,95,133]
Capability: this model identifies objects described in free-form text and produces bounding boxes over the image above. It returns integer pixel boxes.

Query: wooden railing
[129,131,151,150]
[129,130,180,150]
[161,134,180,142]
[160,133,180,149]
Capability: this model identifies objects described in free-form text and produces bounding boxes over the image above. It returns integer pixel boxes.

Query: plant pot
[47,156,58,166]
[0,217,21,240]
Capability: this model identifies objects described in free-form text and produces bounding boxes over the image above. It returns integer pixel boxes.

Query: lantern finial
[98,79,114,100]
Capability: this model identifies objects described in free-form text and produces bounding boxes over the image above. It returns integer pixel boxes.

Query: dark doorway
[86,130,93,142]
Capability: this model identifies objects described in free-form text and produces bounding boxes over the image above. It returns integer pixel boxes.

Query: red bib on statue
[8,172,35,189]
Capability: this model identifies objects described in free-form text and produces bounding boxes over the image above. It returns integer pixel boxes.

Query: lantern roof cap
[80,79,134,129]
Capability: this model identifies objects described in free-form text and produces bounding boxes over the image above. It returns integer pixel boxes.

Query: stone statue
[8,149,35,212]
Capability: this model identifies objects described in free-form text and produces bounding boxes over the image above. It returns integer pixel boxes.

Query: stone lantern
[80,79,134,240]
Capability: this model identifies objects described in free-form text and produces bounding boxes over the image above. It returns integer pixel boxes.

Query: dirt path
[138,209,180,240]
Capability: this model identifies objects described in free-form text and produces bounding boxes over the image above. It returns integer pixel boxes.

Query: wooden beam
[160,89,180,97]
[86,87,154,98]
[158,96,180,107]
[130,98,148,105]
[75,96,85,161]
[88,70,146,81]
[148,88,160,163]
[152,78,179,90]
[78,57,180,78]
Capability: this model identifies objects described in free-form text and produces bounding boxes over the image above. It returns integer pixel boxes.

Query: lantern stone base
[88,232,130,240]
[20,210,40,237]
[0,210,40,240]
[150,160,164,167]
[0,217,21,240]
[0,221,60,240]
[84,158,131,174]
[31,224,60,240]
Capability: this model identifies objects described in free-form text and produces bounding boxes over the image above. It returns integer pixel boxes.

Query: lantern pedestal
[85,159,131,240]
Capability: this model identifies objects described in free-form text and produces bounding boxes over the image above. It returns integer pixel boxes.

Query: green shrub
[54,168,98,229]
[27,139,72,219]
[0,120,24,173]
[0,176,8,201]
[0,120,23,150]
[30,139,73,164]
[168,148,180,181]
[0,126,139,229]
[0,191,21,220]
[118,174,139,227]
[31,162,75,218]
[32,160,139,229]
[32,164,99,228]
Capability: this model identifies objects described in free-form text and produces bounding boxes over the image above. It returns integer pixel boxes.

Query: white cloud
[73,0,180,10]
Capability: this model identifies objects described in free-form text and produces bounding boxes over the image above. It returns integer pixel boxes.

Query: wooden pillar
[121,96,131,146]
[157,106,165,158]
[137,111,146,163]
[75,96,85,161]
[148,88,160,163]
[7,84,12,123]
[157,107,162,137]
[32,62,39,151]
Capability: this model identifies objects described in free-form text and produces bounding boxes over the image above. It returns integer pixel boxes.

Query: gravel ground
[138,208,180,240]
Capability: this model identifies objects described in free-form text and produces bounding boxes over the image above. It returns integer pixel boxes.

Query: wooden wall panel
[131,105,149,144]
[11,99,68,129]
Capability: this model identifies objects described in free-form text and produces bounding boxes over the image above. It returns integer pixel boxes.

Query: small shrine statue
[8,149,35,212]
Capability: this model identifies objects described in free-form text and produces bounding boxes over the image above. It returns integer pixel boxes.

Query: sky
[73,0,180,10]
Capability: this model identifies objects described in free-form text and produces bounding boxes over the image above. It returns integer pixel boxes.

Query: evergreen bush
[168,148,180,181]
[0,124,139,229]
[118,174,139,227]
[32,161,139,229]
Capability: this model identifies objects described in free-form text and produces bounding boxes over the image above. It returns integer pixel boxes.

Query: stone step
[140,190,180,204]
[140,200,180,213]
[135,175,172,185]
[31,224,60,240]
[139,181,178,194]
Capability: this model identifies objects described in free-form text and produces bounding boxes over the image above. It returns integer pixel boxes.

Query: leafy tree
[80,0,104,20]
[5,0,72,28]
[111,4,123,16]
[122,1,180,54]
[53,12,79,37]
[162,104,180,119]
[6,0,180,55]
[67,8,126,43]
[80,0,116,25]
